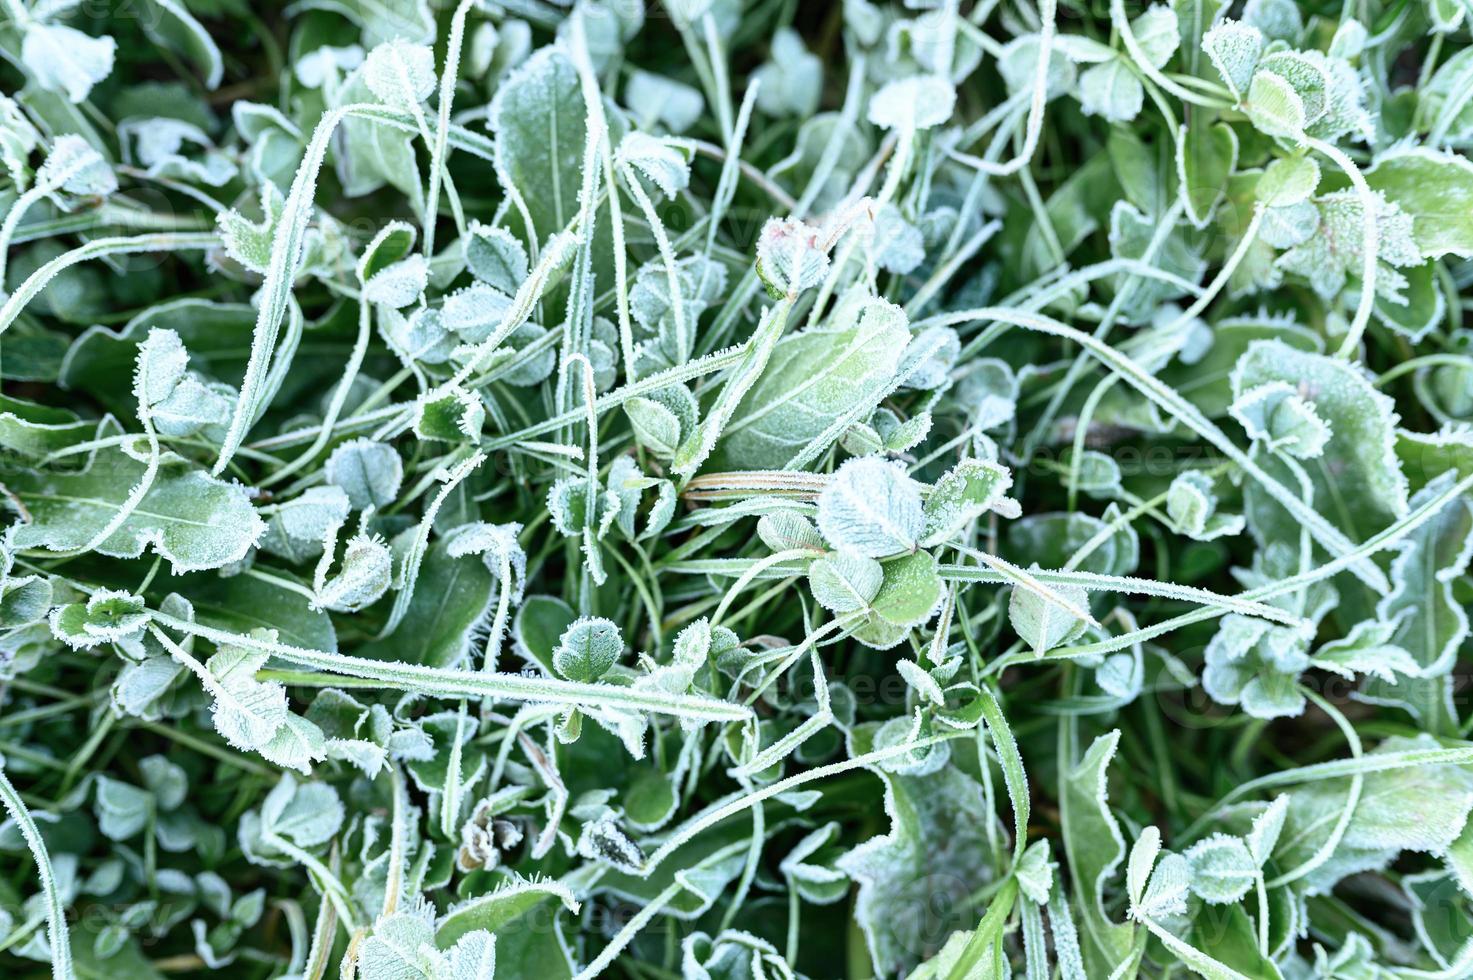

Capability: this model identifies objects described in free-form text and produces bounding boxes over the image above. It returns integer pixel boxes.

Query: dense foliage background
[2,0,1473,977]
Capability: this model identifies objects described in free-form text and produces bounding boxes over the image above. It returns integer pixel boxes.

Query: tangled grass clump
[3,0,1473,977]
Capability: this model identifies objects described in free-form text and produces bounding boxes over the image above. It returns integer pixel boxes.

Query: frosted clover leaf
[325,439,404,510]
[238,775,344,868]
[1183,834,1257,904]
[867,75,957,131]
[753,28,823,119]
[362,40,436,108]
[552,617,622,683]
[1166,471,1245,541]
[755,217,832,299]
[816,457,925,558]
[1203,615,1315,719]
[616,131,692,197]
[49,589,148,650]
[1231,381,1332,458]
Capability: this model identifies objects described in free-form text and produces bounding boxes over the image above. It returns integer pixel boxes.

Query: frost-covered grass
[1,0,1473,977]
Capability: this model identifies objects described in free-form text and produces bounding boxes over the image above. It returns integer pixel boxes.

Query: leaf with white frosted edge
[489,47,589,245]
[216,183,287,275]
[1230,381,1331,458]
[999,33,1077,99]
[5,450,264,573]
[21,23,117,103]
[1061,731,1136,971]
[867,74,957,131]
[867,205,924,274]
[921,458,1014,546]
[333,67,424,206]
[808,553,883,614]
[716,290,911,468]
[1202,613,1312,719]
[757,513,826,553]
[361,255,428,308]
[1233,342,1409,545]
[1256,154,1320,207]
[1310,618,1417,683]
[1202,20,1264,101]
[1184,834,1256,904]
[1069,450,1123,499]
[1246,795,1289,867]
[138,0,222,88]
[1166,470,1244,542]
[1245,70,1304,139]
[324,438,403,511]
[896,659,945,707]
[625,396,682,458]
[446,930,496,980]
[415,386,485,442]
[355,220,416,283]
[36,134,116,198]
[49,588,149,650]
[1364,147,1473,260]
[836,733,999,977]
[1178,118,1238,227]
[552,617,622,683]
[1132,5,1180,68]
[152,377,233,439]
[1015,839,1055,904]
[442,282,513,344]
[625,69,704,132]
[362,40,435,108]
[1009,581,1090,655]
[1133,852,1190,920]
[464,222,528,294]
[1126,825,1162,909]
[0,574,51,629]
[752,27,822,118]
[616,131,691,197]
[1277,735,1473,895]
[239,774,345,868]
[359,541,495,669]
[256,713,327,774]
[135,329,190,407]
[94,776,152,841]
[291,0,433,46]
[260,486,351,563]
[1244,0,1303,40]
[357,910,441,980]
[1360,473,1473,732]
[315,533,391,612]
[203,646,289,759]
[816,457,925,558]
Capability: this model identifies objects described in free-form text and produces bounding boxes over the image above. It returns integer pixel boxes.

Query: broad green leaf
[5,449,264,573]
[716,290,911,469]
[837,727,1002,976]
[489,48,587,246]
[1364,146,1473,260]
[1360,473,1473,733]
[1278,735,1473,895]
[360,541,494,668]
